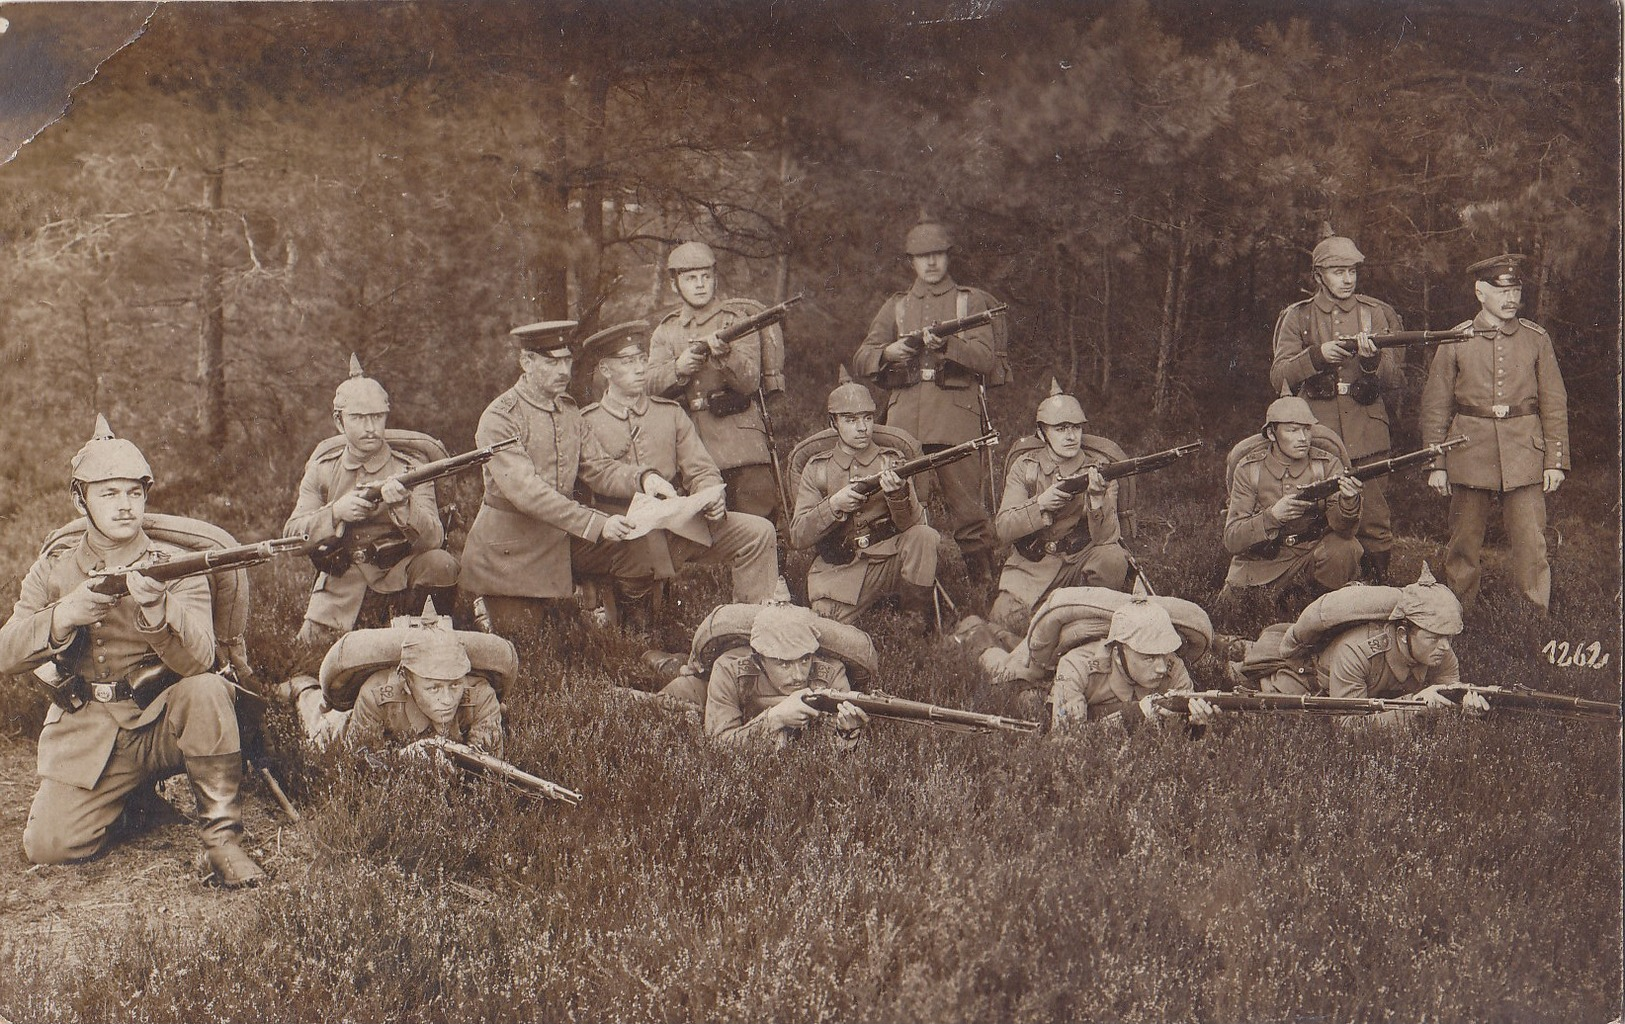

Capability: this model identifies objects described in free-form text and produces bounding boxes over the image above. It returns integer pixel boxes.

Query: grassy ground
[0,448,1619,1022]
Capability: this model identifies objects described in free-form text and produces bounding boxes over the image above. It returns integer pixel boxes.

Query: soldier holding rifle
[285,355,459,645]
[648,242,789,520]
[0,419,266,886]
[1051,600,1217,731]
[704,605,869,749]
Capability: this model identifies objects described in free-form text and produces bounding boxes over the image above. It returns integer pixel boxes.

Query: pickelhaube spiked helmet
[70,414,155,488]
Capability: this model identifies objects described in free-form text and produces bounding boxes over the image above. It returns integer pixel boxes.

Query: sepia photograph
[0,1,1619,1020]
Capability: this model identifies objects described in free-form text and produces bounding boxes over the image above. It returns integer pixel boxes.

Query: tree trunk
[1099,252,1112,393]
[198,126,228,448]
[1152,220,1187,417]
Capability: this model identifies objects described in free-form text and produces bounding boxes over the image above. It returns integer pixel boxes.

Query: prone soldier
[647,242,786,520]
[1420,254,1569,613]
[0,419,265,886]
[789,380,941,630]
[1269,236,1406,580]
[460,320,679,642]
[284,355,459,645]
[852,219,1000,587]
[1050,600,1214,732]
[991,386,1131,635]
[704,605,869,749]
[577,320,779,626]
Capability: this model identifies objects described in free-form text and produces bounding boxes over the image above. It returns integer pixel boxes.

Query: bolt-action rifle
[1151,690,1416,717]
[800,687,1039,734]
[875,304,1009,389]
[415,736,584,805]
[307,436,521,577]
[815,432,1000,565]
[679,294,804,361]
[1014,442,1203,561]
[1334,325,1484,352]
[1424,684,1621,721]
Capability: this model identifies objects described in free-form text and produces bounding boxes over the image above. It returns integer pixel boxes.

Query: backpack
[681,603,878,688]
[1237,584,1402,682]
[318,617,518,712]
[1022,586,1214,672]
[788,424,924,498]
[1224,424,1351,492]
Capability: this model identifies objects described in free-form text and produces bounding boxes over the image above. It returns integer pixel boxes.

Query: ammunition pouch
[814,513,900,567]
[1015,522,1093,562]
[1299,373,1338,401]
[699,388,755,418]
[1246,515,1328,560]
[874,359,921,391]
[309,526,414,577]
[38,657,181,714]
[1348,377,1381,406]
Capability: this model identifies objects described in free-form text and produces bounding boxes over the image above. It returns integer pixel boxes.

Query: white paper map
[622,484,724,545]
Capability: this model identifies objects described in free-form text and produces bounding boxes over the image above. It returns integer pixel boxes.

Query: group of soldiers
[0,219,1572,887]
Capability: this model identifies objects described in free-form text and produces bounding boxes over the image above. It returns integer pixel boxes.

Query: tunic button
[96,654,106,663]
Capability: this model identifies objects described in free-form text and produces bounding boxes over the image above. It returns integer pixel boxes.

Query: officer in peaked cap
[991,381,1133,637]
[462,317,680,646]
[1269,233,1405,582]
[647,241,787,520]
[0,417,266,887]
[577,319,778,631]
[703,604,869,748]
[1420,252,1569,613]
[285,354,459,645]
[1049,597,1211,730]
[853,217,1003,589]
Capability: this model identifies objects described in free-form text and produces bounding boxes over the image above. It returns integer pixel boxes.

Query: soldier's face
[760,652,814,690]
[675,269,715,307]
[833,411,874,450]
[1316,265,1358,300]
[336,411,388,456]
[599,347,649,397]
[911,251,949,286]
[1120,648,1175,689]
[520,349,575,397]
[1040,422,1084,459]
[1403,626,1453,669]
[404,670,466,726]
[1271,422,1313,460]
[1475,281,1522,320]
[80,479,146,543]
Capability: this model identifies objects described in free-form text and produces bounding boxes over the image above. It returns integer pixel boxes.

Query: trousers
[1445,484,1550,612]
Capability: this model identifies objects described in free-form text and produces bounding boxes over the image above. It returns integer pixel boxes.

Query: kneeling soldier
[284,356,458,644]
[1050,599,1207,730]
[0,419,264,886]
[1223,396,1363,606]
[991,386,1131,635]
[704,605,869,748]
[789,380,941,629]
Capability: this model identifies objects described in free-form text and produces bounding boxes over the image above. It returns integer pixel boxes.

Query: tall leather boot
[962,549,996,595]
[185,754,267,888]
[1367,551,1391,585]
[899,583,938,635]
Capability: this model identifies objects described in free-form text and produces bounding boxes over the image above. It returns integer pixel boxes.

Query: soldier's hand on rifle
[1351,332,1380,359]
[1543,469,1565,494]
[401,737,451,765]
[833,700,869,738]
[1336,475,1364,501]
[334,489,381,524]
[378,477,409,508]
[1320,338,1355,365]
[123,570,168,611]
[1269,493,1315,521]
[878,469,906,495]
[1185,695,1220,727]
[921,326,946,352]
[1137,694,1177,725]
[1461,689,1491,715]
[1037,483,1074,514]
[1428,469,1451,497]
[641,473,679,500]
[830,485,866,516]
[53,579,118,632]
[675,346,708,378]
[767,691,819,730]
[601,515,637,542]
[882,339,917,364]
[704,332,731,359]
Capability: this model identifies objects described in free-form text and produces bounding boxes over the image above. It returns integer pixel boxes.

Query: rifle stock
[1013,442,1201,561]
[800,687,1038,734]
[1335,326,1481,350]
[418,736,584,804]
[90,537,305,597]
[815,433,999,565]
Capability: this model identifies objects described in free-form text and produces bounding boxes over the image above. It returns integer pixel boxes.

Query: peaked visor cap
[1466,253,1526,288]
[582,320,651,365]
[510,320,580,355]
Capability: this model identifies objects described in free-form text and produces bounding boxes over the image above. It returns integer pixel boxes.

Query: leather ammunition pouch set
[875,354,973,392]
[1015,521,1094,562]
[686,388,756,418]
[1247,511,1329,560]
[41,655,180,713]
[1300,372,1380,406]
[816,513,902,566]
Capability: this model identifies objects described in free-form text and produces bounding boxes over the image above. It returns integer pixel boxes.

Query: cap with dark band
[581,319,651,366]
[509,320,580,355]
[1465,253,1525,288]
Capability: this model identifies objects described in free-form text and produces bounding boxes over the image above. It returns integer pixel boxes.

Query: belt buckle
[91,682,117,703]
[855,535,871,549]
[1044,540,1060,555]
[689,397,707,412]
[1336,382,1351,395]
[1492,404,1510,419]
[919,368,937,382]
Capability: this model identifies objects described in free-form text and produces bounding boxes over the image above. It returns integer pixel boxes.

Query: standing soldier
[990,386,1132,636]
[577,319,779,628]
[647,242,785,520]
[1269,236,1406,581]
[285,355,459,645]
[1420,254,1569,613]
[852,219,999,588]
[0,418,265,886]
[1223,397,1365,606]
[789,380,941,630]
[460,320,679,641]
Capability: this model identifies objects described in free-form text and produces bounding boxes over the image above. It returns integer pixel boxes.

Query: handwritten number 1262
[1542,640,1611,669]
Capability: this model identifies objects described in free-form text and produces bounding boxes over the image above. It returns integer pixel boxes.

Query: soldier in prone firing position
[647,242,786,520]
[577,320,779,628]
[0,419,265,886]
[704,605,869,749]
[284,356,459,645]
[789,380,941,630]
[1049,599,1213,732]
[1222,396,1364,609]
[991,386,1131,636]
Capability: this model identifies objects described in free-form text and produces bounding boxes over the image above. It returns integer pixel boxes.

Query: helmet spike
[91,413,114,440]
[1048,377,1063,398]
[348,353,365,378]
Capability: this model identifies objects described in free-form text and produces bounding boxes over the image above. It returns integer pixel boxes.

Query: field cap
[1264,396,1318,429]
[1312,236,1365,268]
[1390,562,1465,636]
[71,414,154,487]
[1107,599,1182,656]
[1466,253,1525,287]
[750,605,821,660]
[827,380,877,414]
[401,627,472,680]
[510,320,580,356]
[332,353,391,415]
[904,220,952,256]
[667,241,716,273]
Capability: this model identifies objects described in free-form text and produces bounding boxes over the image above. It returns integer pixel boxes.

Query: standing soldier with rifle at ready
[1269,236,1406,582]
[1421,253,1569,614]
[284,355,460,645]
[647,241,791,521]
[853,218,1005,592]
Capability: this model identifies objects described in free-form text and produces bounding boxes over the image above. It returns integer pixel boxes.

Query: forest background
[0,2,1620,1022]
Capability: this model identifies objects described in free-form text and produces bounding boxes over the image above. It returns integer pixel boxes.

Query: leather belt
[1279,527,1325,548]
[1458,400,1538,420]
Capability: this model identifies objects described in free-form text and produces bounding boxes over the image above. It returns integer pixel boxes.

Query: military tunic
[852,275,997,554]
[461,377,651,600]
[1419,311,1569,610]
[703,647,852,747]
[1258,622,1461,699]
[991,445,1131,633]
[283,442,458,631]
[0,530,239,864]
[1223,446,1362,589]
[580,393,777,602]
[789,441,939,621]
[1049,638,1194,726]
